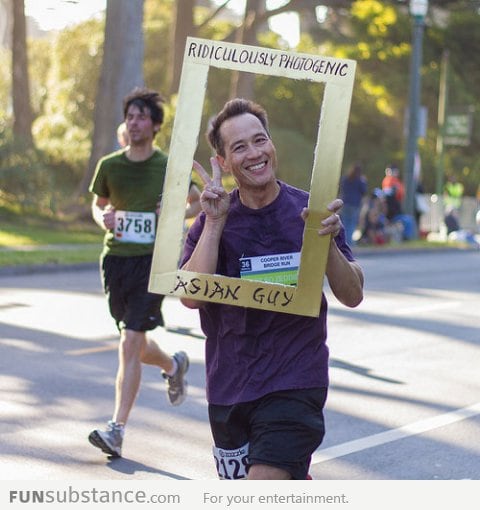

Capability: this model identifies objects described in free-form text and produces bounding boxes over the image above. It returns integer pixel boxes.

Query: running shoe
[88,420,124,457]
[163,351,189,406]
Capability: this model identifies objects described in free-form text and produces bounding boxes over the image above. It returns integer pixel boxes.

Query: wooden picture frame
[149,37,356,317]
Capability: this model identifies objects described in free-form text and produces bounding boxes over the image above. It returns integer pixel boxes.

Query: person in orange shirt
[381,165,405,203]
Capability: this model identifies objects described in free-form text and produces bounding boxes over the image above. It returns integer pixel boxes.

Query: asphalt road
[0,249,479,480]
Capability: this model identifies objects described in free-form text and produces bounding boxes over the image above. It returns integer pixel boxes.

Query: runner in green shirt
[88,87,191,457]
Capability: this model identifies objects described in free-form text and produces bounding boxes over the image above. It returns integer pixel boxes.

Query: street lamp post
[404,0,428,229]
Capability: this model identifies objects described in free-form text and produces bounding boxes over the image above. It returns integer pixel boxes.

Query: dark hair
[347,163,363,180]
[207,98,270,157]
[123,87,165,126]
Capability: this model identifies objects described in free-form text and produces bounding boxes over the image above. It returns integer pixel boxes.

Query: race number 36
[114,210,156,243]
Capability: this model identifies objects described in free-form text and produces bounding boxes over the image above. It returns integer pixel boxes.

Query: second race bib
[114,210,156,244]
[240,252,300,285]
[212,443,249,480]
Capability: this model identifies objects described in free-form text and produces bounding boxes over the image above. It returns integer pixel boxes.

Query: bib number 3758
[114,211,156,243]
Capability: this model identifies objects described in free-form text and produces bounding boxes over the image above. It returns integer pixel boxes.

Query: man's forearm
[325,241,364,308]
[91,204,107,230]
[182,218,226,274]
[180,218,226,309]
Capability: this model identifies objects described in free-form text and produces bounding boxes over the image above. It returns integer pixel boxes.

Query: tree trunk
[169,0,196,95]
[230,0,266,99]
[11,0,33,147]
[77,0,145,199]
[0,0,12,48]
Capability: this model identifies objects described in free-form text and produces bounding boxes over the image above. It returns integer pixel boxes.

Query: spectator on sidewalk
[339,163,367,246]
[444,175,464,212]
[381,165,405,204]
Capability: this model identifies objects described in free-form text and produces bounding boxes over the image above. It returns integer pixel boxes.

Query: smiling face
[216,112,278,202]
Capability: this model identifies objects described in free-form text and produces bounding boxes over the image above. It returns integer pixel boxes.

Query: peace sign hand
[192,158,230,221]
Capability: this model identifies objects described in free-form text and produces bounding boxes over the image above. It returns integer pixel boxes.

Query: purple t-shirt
[181,181,354,405]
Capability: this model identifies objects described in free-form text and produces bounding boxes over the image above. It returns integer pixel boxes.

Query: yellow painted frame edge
[149,37,356,317]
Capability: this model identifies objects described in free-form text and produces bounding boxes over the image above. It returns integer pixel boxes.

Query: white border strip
[312,402,480,464]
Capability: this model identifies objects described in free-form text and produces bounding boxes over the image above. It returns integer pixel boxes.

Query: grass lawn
[0,224,102,246]
[0,204,469,269]
[0,204,103,267]
[0,246,101,267]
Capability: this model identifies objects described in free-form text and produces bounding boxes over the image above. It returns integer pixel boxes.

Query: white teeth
[249,162,265,171]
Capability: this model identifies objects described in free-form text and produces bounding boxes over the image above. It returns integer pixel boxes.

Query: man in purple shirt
[181,98,364,480]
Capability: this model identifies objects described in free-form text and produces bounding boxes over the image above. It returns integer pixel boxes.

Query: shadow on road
[106,456,190,480]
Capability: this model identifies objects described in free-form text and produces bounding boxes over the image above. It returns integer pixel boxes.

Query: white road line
[312,402,480,464]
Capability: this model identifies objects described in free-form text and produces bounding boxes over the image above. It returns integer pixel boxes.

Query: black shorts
[208,387,328,480]
[101,254,164,332]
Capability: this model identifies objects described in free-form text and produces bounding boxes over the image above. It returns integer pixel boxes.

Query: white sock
[165,358,178,377]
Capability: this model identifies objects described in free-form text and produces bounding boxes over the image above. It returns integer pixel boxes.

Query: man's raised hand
[192,158,230,220]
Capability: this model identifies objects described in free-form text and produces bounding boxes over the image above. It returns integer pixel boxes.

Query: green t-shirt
[89,148,168,257]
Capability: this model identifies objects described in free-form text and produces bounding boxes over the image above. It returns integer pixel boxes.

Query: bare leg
[112,329,176,424]
[141,336,174,372]
[112,329,144,424]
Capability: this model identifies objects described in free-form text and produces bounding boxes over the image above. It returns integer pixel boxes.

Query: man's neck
[126,143,155,162]
[239,180,281,209]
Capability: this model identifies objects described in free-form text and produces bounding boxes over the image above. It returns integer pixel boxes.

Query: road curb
[0,262,99,277]
[0,245,476,277]
[353,245,478,258]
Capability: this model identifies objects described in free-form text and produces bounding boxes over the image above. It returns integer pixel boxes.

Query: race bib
[240,252,300,285]
[114,210,156,243]
[212,443,249,480]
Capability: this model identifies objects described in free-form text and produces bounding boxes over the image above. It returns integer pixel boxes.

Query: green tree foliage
[143,0,174,94]
[0,48,10,119]
[329,1,412,186]
[0,128,57,212]
[32,19,103,173]
[1,0,480,217]
[20,18,104,211]
[434,10,480,194]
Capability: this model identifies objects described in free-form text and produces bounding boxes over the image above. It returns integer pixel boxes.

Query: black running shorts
[208,387,328,480]
[101,254,164,332]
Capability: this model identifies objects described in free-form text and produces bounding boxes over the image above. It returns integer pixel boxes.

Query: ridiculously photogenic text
[187,40,351,80]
